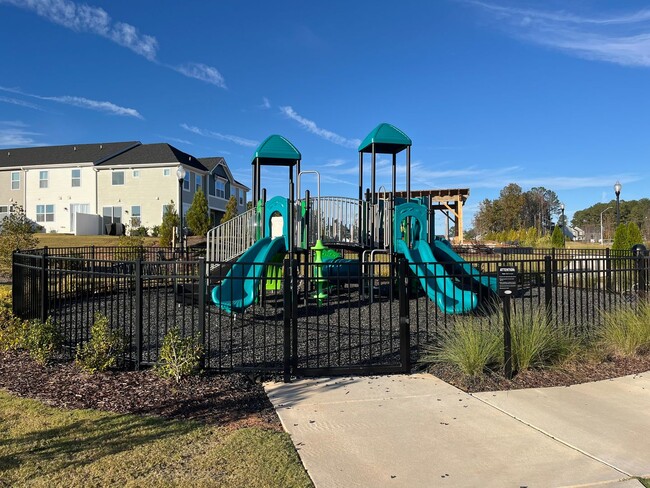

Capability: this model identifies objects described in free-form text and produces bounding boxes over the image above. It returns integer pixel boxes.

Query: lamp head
[614,181,622,195]
[176,165,186,181]
[560,203,565,211]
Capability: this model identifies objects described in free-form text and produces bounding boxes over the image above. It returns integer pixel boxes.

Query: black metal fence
[11,246,650,379]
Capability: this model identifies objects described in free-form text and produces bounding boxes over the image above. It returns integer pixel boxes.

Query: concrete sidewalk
[265,373,649,488]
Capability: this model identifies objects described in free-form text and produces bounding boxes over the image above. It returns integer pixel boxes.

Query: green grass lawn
[0,390,312,488]
[36,234,159,248]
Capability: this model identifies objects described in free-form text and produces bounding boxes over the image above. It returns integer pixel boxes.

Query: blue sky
[1,0,650,227]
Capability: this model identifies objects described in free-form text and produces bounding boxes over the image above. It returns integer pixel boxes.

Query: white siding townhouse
[0,141,248,234]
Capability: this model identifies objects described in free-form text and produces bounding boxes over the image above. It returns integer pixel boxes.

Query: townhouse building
[0,141,248,234]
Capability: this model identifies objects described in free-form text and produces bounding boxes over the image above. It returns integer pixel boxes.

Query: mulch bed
[0,350,281,431]
[429,354,650,393]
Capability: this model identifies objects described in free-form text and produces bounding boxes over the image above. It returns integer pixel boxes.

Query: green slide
[396,239,477,314]
[433,238,498,292]
[211,236,286,313]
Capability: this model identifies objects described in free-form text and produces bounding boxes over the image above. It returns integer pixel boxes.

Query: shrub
[76,314,124,373]
[130,226,149,237]
[150,225,161,237]
[159,201,179,246]
[0,311,26,352]
[114,234,145,260]
[156,328,203,383]
[424,319,500,377]
[598,303,650,357]
[551,225,565,248]
[508,308,577,372]
[22,317,62,364]
[0,205,39,274]
[186,188,210,236]
[220,196,239,225]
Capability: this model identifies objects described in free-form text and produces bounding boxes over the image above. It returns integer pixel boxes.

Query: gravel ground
[46,279,644,374]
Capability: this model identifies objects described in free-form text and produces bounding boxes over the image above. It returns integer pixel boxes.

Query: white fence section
[206,207,256,263]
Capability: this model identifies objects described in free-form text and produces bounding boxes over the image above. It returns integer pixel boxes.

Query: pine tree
[551,225,565,248]
[159,201,179,246]
[612,224,629,252]
[627,222,643,247]
[221,196,239,224]
[186,188,210,236]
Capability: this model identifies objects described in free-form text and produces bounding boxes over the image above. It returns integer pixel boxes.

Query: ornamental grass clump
[425,319,500,378]
[156,328,203,383]
[508,308,578,372]
[598,303,650,357]
[76,314,124,373]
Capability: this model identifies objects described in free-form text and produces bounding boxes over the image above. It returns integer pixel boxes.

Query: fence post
[40,246,49,323]
[134,258,143,370]
[398,259,411,373]
[605,248,612,292]
[282,259,292,382]
[551,247,558,287]
[503,291,513,379]
[544,255,552,320]
[198,257,207,368]
[11,250,19,318]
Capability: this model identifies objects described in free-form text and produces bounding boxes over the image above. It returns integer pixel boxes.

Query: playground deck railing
[301,196,368,248]
[206,206,256,264]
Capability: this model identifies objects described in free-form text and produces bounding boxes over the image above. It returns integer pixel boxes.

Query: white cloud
[0,86,143,118]
[174,63,226,89]
[0,0,158,60]
[324,159,346,167]
[470,2,650,68]
[1,0,227,87]
[260,97,271,109]
[0,95,45,111]
[0,126,42,147]
[181,123,258,147]
[279,106,361,148]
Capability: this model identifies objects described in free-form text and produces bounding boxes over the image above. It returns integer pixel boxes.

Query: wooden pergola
[394,188,470,244]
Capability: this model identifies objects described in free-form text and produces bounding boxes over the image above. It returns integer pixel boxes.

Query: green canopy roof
[358,123,412,154]
[251,134,301,166]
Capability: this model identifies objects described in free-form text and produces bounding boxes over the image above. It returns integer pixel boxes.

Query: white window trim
[163,168,171,176]
[112,171,125,186]
[183,172,190,191]
[39,171,48,189]
[71,169,81,187]
[215,178,226,199]
[10,171,19,190]
[36,204,55,222]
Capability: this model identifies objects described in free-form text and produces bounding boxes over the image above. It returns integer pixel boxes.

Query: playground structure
[208,123,496,314]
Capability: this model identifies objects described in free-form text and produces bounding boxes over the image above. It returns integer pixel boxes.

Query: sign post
[498,266,517,379]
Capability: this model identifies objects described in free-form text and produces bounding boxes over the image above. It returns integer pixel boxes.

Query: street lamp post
[600,206,612,246]
[614,181,622,228]
[560,203,566,246]
[176,165,186,255]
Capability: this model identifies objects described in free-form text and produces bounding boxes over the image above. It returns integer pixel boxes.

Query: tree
[0,205,39,273]
[159,201,179,246]
[551,225,565,248]
[627,222,643,248]
[186,188,210,236]
[612,224,629,252]
[221,196,239,224]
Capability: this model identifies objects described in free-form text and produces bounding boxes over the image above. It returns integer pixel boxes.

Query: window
[39,171,48,189]
[112,171,124,185]
[0,206,8,213]
[238,188,244,205]
[163,168,171,176]
[133,170,140,178]
[102,207,122,233]
[183,172,190,191]
[36,204,54,222]
[195,174,202,192]
[10,171,19,190]
[215,179,226,199]
[131,205,141,227]
[71,169,81,187]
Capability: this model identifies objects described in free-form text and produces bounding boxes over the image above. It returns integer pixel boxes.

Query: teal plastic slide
[211,236,286,313]
[433,238,498,292]
[396,239,477,314]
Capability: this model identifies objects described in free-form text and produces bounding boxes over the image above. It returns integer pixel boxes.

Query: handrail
[299,196,367,247]
[206,207,256,264]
